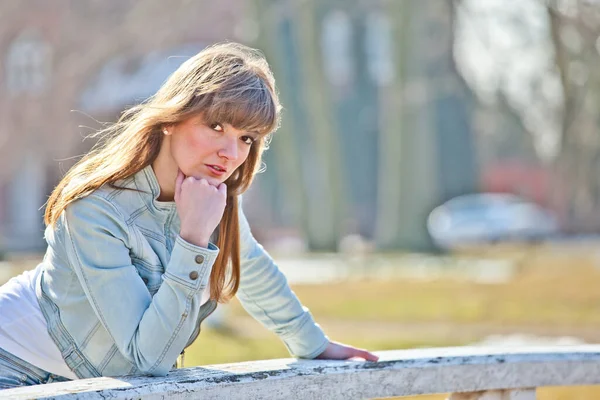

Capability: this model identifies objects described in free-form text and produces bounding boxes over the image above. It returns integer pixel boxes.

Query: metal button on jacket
[189,271,199,280]
[194,255,205,264]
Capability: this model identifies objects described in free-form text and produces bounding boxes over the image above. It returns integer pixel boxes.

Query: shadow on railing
[5,346,600,399]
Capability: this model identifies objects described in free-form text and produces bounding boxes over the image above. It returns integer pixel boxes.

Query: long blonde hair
[45,42,282,302]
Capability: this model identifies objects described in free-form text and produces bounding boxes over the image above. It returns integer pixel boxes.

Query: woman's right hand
[174,170,227,248]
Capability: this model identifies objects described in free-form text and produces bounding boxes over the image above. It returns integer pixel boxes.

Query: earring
[162,127,170,135]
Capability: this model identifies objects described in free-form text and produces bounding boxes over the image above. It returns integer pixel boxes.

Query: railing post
[449,389,536,400]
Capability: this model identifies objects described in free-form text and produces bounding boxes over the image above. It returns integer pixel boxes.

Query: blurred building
[0,0,252,251]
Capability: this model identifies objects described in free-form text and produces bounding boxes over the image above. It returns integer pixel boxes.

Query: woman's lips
[206,164,226,176]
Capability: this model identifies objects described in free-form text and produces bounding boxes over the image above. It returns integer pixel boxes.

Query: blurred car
[427,193,559,250]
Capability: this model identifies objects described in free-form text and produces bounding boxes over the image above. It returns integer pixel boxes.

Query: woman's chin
[201,176,225,187]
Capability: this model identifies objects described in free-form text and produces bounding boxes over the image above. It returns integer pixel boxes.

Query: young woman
[0,42,377,389]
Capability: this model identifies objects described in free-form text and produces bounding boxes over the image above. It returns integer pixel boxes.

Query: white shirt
[0,265,78,379]
[0,264,211,380]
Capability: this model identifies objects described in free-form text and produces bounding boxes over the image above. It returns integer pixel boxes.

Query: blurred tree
[252,0,344,251]
[474,92,539,164]
[428,0,478,203]
[291,0,345,251]
[251,0,308,238]
[546,0,600,232]
[453,0,600,233]
[374,0,414,250]
[322,2,380,239]
[375,0,478,251]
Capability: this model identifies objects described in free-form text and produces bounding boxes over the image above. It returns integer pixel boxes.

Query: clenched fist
[174,170,227,248]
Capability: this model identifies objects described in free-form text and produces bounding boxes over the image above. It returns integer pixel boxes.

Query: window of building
[5,29,52,95]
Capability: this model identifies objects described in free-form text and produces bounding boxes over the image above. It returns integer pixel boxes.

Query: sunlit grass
[281,275,600,326]
[238,248,600,327]
[187,326,464,367]
[183,328,289,367]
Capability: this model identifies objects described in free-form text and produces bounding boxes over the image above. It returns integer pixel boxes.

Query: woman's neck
[152,137,178,202]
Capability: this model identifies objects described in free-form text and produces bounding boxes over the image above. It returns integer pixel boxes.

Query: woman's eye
[210,123,224,132]
[241,136,255,145]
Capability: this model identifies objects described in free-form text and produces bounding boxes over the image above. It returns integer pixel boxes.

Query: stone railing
[5,345,600,399]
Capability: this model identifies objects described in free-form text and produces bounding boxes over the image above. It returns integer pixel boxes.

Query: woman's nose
[218,137,238,160]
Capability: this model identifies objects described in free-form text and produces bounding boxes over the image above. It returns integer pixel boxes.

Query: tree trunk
[292,0,345,251]
[251,0,308,237]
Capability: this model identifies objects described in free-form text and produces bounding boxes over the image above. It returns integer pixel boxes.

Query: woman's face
[167,115,259,186]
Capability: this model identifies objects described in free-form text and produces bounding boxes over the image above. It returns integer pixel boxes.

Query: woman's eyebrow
[236,127,259,136]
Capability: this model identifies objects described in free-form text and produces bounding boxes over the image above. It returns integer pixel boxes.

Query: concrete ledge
[5,346,600,399]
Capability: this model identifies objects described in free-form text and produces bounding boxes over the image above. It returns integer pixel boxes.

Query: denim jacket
[35,165,328,378]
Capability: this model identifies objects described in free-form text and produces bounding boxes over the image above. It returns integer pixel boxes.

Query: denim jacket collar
[134,165,178,215]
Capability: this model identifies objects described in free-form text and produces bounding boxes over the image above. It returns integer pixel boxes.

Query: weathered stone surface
[4,346,600,399]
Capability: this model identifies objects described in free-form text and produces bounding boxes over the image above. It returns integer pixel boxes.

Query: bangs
[198,75,279,137]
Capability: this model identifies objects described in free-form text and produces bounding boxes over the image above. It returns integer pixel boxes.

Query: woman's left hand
[315,341,379,362]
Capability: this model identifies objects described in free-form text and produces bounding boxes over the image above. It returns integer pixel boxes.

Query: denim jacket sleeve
[235,197,329,359]
[62,194,219,376]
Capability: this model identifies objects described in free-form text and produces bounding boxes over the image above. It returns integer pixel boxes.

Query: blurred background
[1,0,599,398]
